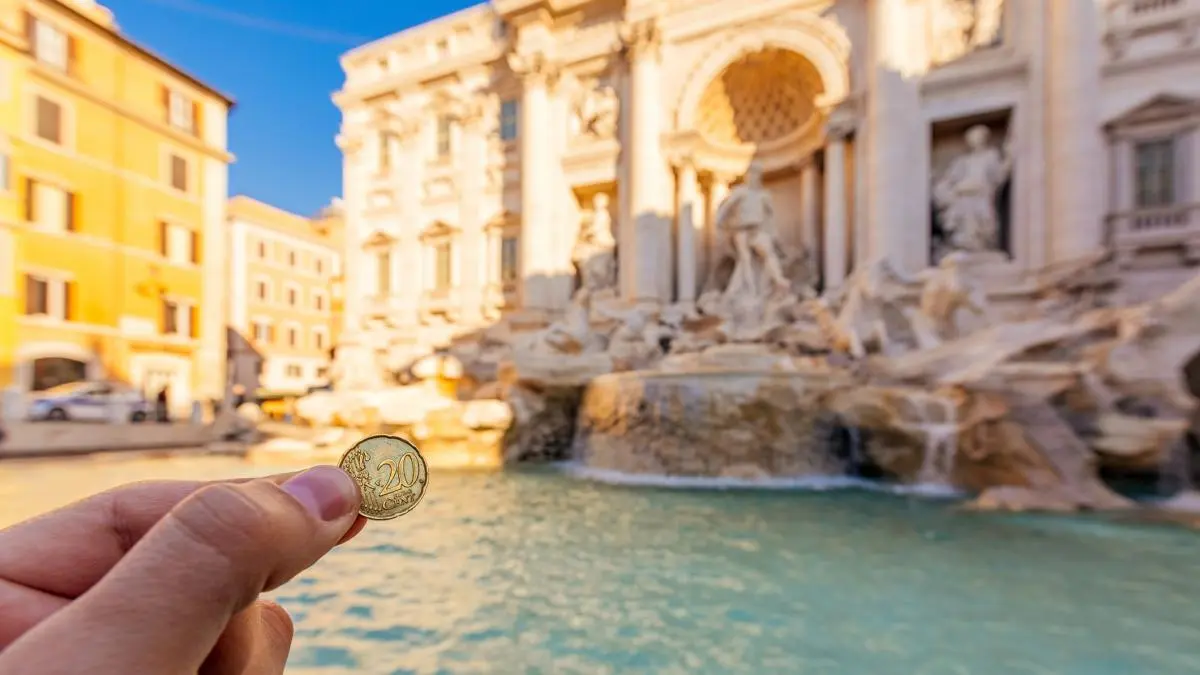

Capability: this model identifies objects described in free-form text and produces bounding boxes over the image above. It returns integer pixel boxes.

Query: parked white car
[26,381,151,423]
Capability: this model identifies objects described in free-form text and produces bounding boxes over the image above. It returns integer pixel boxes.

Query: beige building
[226,196,342,397]
[332,0,1200,388]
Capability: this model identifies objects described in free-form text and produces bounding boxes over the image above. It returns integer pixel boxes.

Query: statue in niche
[571,193,617,301]
[928,0,1006,66]
[715,160,790,300]
[572,84,619,139]
[931,124,1012,262]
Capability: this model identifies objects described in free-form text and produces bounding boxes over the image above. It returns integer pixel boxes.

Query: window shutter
[64,191,76,231]
[66,35,77,74]
[160,84,169,122]
[24,12,34,54]
[62,280,73,321]
[189,305,198,338]
[23,178,34,222]
[192,100,202,137]
[190,229,200,264]
[158,221,168,256]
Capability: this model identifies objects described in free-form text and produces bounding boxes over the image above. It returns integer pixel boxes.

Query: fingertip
[337,515,368,546]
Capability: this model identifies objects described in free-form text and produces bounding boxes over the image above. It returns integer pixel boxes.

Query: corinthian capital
[507,50,558,86]
[619,18,662,60]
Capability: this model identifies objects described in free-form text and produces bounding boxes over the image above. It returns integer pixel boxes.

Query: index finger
[0,471,364,600]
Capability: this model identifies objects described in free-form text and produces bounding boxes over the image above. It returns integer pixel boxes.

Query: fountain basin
[574,368,853,478]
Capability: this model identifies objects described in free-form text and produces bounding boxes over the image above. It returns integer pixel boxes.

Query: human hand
[0,466,365,674]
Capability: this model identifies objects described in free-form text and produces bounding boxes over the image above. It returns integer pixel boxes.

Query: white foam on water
[557,462,965,499]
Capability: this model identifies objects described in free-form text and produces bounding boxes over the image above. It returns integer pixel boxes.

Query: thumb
[0,466,360,675]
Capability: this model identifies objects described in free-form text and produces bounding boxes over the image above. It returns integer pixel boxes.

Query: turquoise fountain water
[2,456,1199,673]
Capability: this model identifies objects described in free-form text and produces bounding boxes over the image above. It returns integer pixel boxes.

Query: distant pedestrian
[156,386,170,423]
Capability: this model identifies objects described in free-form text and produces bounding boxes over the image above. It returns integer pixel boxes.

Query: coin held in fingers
[338,435,428,520]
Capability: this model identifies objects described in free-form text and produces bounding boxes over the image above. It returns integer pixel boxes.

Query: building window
[286,286,298,307]
[35,96,62,145]
[257,240,267,259]
[315,257,325,275]
[165,88,196,134]
[24,274,72,320]
[1135,138,1178,209]
[376,250,391,296]
[168,153,188,192]
[287,250,297,267]
[255,279,268,301]
[500,235,519,283]
[435,241,452,290]
[161,298,195,337]
[285,364,303,378]
[436,115,452,159]
[313,329,327,351]
[379,131,396,172]
[313,292,326,312]
[287,326,299,347]
[499,99,518,142]
[25,179,74,232]
[158,221,197,264]
[252,319,272,343]
[29,17,70,72]
[0,150,9,192]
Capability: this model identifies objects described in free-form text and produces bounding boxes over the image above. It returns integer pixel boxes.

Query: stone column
[620,19,671,304]
[508,52,557,312]
[335,130,366,335]
[674,156,699,304]
[866,0,922,272]
[1046,0,1105,263]
[799,160,820,261]
[457,101,488,324]
[395,118,423,326]
[824,130,849,289]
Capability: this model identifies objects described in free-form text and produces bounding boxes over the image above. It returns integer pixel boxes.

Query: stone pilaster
[393,116,424,327]
[1046,0,1105,263]
[674,154,699,304]
[620,18,671,304]
[799,160,820,263]
[508,50,558,312]
[456,99,489,324]
[823,127,849,289]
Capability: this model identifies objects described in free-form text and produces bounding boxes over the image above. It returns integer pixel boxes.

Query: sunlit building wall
[0,0,233,414]
[226,196,343,398]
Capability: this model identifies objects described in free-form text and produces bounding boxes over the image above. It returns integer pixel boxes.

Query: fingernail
[281,466,359,521]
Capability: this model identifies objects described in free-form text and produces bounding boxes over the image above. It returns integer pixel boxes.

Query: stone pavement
[0,422,215,459]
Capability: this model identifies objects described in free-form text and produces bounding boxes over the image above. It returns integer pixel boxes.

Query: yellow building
[0,0,233,414]
[226,196,343,400]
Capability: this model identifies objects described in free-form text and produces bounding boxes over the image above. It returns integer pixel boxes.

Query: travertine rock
[576,369,853,477]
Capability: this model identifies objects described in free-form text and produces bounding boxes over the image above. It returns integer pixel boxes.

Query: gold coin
[338,435,428,520]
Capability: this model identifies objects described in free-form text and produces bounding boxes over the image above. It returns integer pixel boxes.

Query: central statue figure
[715,160,790,299]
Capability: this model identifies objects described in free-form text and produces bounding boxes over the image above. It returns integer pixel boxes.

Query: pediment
[1106,93,1200,129]
[420,219,460,241]
[362,230,396,249]
[485,210,518,230]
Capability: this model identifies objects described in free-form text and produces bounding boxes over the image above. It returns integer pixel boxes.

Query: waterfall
[1159,432,1200,512]
[915,396,960,486]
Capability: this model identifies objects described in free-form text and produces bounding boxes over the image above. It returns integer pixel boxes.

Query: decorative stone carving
[715,160,790,299]
[618,18,662,60]
[571,84,619,139]
[507,50,558,85]
[907,251,992,347]
[928,0,1007,67]
[931,124,1012,262]
[571,193,617,301]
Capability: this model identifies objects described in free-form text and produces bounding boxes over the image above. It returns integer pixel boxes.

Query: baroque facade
[333,0,1200,388]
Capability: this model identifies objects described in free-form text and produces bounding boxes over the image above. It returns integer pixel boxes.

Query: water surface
[2,454,1199,674]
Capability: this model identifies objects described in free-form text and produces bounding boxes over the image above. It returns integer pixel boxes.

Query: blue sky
[104,0,477,215]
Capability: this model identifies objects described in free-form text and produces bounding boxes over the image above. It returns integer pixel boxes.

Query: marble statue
[714,160,790,300]
[572,193,618,300]
[573,84,619,139]
[932,124,1012,258]
[907,251,991,347]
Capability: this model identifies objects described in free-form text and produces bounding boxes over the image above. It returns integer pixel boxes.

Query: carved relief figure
[929,0,1007,66]
[714,160,790,300]
[932,124,1012,259]
[572,84,619,139]
[571,193,618,300]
